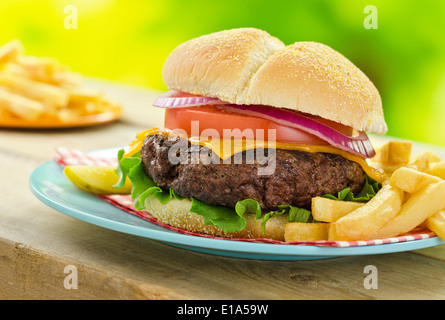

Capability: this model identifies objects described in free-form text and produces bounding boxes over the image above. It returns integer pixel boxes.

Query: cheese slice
[124,127,386,182]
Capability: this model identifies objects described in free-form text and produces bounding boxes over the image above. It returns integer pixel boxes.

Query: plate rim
[29,147,445,259]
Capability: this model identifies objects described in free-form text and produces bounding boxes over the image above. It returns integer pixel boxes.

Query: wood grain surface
[1,80,444,300]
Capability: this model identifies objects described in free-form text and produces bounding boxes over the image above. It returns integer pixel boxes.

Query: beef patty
[140,134,365,211]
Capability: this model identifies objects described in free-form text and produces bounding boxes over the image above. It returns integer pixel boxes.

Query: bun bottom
[144,195,287,241]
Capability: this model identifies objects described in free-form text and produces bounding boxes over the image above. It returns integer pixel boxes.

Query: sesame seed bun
[162,28,387,134]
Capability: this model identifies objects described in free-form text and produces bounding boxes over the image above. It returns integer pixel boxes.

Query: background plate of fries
[30,139,445,260]
[0,40,122,128]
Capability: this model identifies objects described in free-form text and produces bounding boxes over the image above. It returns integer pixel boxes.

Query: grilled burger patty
[141,134,365,211]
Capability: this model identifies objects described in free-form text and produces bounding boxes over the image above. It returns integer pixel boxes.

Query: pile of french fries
[0,40,121,124]
[285,140,445,242]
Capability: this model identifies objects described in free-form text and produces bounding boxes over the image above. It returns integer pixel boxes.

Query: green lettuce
[190,199,247,233]
[114,150,380,235]
[114,150,184,209]
[234,199,311,233]
[114,149,155,210]
[259,204,312,234]
[321,174,382,202]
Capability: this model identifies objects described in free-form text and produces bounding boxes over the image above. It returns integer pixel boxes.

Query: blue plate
[30,147,444,260]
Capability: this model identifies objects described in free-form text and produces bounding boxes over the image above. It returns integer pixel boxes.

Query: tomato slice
[164,105,329,145]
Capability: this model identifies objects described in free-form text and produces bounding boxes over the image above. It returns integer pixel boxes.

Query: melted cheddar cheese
[124,127,386,182]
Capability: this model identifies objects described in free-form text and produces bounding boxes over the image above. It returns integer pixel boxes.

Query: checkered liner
[54,147,436,247]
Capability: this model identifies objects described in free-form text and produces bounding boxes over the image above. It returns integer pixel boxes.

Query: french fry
[0,40,23,67]
[427,161,445,180]
[327,223,341,241]
[0,87,44,120]
[368,162,416,176]
[311,197,365,222]
[68,87,104,104]
[284,222,328,241]
[16,55,81,86]
[373,140,412,165]
[389,166,441,193]
[57,108,81,122]
[0,72,69,107]
[371,181,445,239]
[334,184,404,241]
[424,210,445,240]
[409,151,442,172]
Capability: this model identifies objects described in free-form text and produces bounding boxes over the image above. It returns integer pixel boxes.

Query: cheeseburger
[115,28,387,241]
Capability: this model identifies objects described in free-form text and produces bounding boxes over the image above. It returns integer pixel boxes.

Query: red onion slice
[152,90,375,158]
[215,104,375,158]
[153,90,227,108]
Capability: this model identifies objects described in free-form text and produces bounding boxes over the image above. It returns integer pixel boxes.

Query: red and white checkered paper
[54,147,437,247]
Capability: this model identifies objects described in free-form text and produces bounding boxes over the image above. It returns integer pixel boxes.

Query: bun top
[162,28,387,134]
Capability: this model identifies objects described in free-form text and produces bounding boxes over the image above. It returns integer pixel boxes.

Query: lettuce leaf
[114,150,156,210]
[321,174,382,202]
[259,205,312,234]
[190,198,247,233]
[114,150,184,209]
[191,198,311,235]
[235,199,262,220]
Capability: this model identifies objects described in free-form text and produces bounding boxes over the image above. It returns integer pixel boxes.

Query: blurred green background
[1,0,444,146]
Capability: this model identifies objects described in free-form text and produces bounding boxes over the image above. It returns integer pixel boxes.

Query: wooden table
[1,80,445,300]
